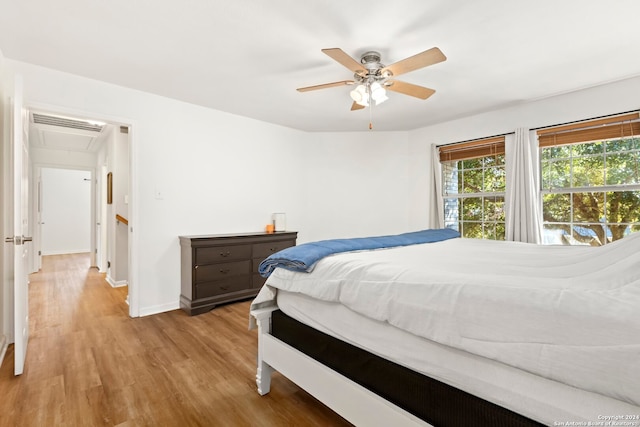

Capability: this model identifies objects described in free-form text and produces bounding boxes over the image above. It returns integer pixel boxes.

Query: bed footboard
[251,307,275,395]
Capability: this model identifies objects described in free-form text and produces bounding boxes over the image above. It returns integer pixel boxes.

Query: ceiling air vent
[32,113,104,132]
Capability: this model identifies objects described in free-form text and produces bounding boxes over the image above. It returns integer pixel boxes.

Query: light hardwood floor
[0,253,351,426]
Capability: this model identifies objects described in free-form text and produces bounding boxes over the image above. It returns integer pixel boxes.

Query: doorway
[27,107,136,316]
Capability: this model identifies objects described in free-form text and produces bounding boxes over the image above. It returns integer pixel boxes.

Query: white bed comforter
[253,233,640,406]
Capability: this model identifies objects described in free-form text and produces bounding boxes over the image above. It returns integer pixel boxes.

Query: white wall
[302,131,411,242]
[95,128,111,272]
[407,75,640,230]
[30,147,97,169]
[4,60,413,316]
[40,168,92,255]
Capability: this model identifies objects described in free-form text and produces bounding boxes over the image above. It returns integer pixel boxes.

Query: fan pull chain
[369,106,373,130]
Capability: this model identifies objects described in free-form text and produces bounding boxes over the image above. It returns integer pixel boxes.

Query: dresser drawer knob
[219,269,231,274]
[270,247,277,252]
[220,251,231,257]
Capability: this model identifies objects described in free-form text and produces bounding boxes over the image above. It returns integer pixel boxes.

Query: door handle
[4,236,31,244]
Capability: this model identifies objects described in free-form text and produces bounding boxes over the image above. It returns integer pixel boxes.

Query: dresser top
[180,231,296,239]
[179,231,297,246]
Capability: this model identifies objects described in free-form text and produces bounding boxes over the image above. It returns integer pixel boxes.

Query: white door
[8,75,30,375]
[40,168,92,256]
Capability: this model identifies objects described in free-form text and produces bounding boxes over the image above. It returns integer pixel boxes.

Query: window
[440,136,506,240]
[538,113,640,245]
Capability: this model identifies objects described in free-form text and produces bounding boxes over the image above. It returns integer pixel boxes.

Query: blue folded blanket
[258,228,460,278]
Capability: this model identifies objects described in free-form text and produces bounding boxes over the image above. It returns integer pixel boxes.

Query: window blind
[537,112,640,147]
[439,136,505,162]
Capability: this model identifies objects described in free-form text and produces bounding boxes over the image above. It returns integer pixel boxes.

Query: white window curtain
[429,143,444,228]
[505,128,542,243]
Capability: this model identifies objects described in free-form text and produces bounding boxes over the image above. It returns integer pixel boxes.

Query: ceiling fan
[297,47,447,114]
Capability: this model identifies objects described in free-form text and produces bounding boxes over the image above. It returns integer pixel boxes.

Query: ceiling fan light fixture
[350,84,369,106]
[370,82,388,105]
[374,93,388,105]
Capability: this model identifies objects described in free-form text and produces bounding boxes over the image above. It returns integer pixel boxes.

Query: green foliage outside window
[443,154,506,240]
[541,137,640,245]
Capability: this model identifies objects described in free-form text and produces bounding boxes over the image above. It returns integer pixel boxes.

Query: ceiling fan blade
[381,47,446,77]
[350,102,365,111]
[297,80,354,92]
[386,80,436,100]
[322,48,366,74]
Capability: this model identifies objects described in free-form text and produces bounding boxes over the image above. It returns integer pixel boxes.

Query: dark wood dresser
[179,231,297,315]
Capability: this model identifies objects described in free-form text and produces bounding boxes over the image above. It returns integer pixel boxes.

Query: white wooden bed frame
[251,307,431,427]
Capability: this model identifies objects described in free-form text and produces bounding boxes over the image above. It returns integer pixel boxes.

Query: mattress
[255,233,640,409]
[276,290,640,426]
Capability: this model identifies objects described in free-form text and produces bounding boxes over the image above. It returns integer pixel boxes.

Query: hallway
[0,254,349,426]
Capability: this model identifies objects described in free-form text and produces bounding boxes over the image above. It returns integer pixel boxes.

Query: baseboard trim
[105,275,128,288]
[41,250,91,256]
[0,335,8,369]
[139,301,180,317]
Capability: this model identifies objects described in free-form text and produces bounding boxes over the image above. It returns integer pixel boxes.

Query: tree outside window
[442,150,506,240]
[540,136,640,245]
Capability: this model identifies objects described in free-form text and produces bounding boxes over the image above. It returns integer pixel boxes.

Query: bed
[249,230,640,426]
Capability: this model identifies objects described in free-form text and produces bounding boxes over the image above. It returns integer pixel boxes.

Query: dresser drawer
[253,273,267,289]
[252,258,261,274]
[253,239,296,259]
[195,260,251,283]
[195,276,251,299]
[195,244,252,264]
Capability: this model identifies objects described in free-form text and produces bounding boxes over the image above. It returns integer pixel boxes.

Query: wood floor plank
[0,253,352,426]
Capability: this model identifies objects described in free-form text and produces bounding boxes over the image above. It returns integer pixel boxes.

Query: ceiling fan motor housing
[360,51,382,68]
[356,51,388,84]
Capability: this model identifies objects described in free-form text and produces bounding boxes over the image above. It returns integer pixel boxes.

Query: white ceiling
[2,0,640,132]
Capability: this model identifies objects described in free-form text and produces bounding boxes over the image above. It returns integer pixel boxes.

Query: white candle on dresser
[272,213,286,231]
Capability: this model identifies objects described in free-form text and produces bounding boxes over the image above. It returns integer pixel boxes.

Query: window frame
[537,112,640,245]
[439,136,507,240]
